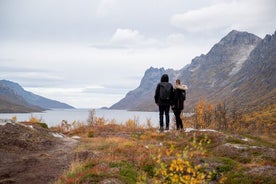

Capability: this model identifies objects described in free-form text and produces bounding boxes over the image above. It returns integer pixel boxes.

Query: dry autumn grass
[52,105,276,184]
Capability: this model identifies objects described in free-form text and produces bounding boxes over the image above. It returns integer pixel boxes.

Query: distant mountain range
[0,80,74,113]
[110,30,276,112]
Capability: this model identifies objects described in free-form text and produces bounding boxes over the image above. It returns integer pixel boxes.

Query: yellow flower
[195,165,201,170]
[179,165,184,172]
[171,174,179,183]
[184,161,190,166]
[187,167,193,174]
[169,166,174,172]
[180,176,187,183]
[176,158,182,164]
[185,175,191,180]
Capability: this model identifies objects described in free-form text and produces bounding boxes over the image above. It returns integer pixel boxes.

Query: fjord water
[0,109,160,127]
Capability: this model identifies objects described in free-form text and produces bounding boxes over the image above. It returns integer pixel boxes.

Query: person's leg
[179,111,183,130]
[174,110,181,130]
[173,110,178,130]
[165,105,170,130]
[159,105,165,131]
[176,111,182,130]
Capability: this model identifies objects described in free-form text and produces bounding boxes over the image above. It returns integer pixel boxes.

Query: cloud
[166,33,188,46]
[1,0,275,108]
[0,65,64,87]
[110,28,162,48]
[96,0,118,16]
[111,29,142,45]
[93,28,162,49]
[170,0,276,36]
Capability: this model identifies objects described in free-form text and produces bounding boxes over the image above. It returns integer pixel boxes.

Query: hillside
[0,96,44,113]
[110,30,276,112]
[0,119,275,183]
[216,32,276,110]
[0,80,74,113]
[0,120,77,183]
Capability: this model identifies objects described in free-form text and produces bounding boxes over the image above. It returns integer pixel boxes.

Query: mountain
[177,30,262,110]
[110,30,276,112]
[110,67,178,111]
[214,31,276,110]
[0,80,74,113]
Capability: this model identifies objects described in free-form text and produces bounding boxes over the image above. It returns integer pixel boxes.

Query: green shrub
[87,131,94,138]
[216,157,237,172]
[111,161,138,183]
[38,122,48,129]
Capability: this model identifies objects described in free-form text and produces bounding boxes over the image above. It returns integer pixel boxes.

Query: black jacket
[154,74,173,106]
[172,85,186,111]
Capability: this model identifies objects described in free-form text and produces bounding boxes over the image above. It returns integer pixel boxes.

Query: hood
[161,74,169,82]
[175,84,188,90]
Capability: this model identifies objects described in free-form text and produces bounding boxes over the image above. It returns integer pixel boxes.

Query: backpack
[159,82,171,100]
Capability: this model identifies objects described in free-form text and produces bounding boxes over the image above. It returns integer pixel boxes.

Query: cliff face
[216,31,276,110]
[111,30,276,112]
[177,30,262,110]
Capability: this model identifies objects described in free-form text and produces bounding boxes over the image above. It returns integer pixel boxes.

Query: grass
[216,157,238,173]
[53,113,275,184]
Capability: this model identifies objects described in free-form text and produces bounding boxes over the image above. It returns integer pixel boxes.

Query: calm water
[0,109,162,127]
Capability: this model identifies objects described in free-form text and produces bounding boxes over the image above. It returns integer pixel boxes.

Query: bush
[152,134,218,183]
[38,122,48,129]
[87,131,94,138]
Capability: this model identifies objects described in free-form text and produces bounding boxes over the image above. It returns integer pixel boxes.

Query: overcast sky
[0,0,275,108]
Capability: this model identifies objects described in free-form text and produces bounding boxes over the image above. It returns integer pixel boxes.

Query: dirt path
[0,121,78,184]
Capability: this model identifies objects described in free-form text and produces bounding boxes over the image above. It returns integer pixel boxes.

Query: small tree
[193,100,215,129]
[87,109,96,126]
[204,103,214,128]
[194,100,206,129]
[214,102,228,131]
[228,106,242,132]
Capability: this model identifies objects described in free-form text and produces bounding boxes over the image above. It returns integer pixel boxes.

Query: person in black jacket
[172,79,187,131]
[154,74,173,132]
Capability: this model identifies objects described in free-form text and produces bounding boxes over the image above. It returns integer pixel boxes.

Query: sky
[0,0,275,108]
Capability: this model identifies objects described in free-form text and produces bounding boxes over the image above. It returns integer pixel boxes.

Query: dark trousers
[159,105,170,129]
[173,110,183,130]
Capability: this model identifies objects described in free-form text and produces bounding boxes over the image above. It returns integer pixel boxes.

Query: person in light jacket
[172,79,187,131]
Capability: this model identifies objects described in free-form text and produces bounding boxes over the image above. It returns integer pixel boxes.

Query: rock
[0,119,15,126]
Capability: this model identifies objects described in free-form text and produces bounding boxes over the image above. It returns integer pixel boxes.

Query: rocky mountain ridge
[110,30,276,112]
[0,80,74,113]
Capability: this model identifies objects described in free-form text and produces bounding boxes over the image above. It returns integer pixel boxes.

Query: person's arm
[170,85,174,105]
[154,84,160,104]
[183,90,186,101]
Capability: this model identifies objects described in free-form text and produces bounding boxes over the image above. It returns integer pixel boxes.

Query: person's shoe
[159,127,164,132]
[165,127,169,130]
